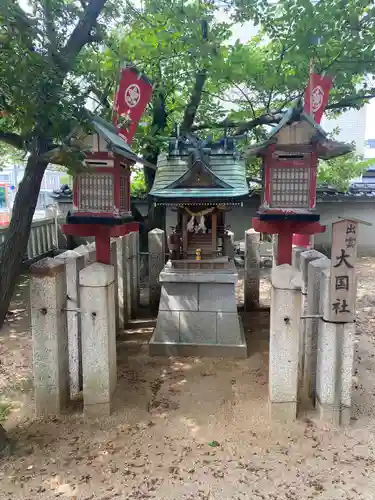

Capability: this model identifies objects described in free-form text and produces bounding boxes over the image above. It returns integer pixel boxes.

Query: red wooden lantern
[72,132,132,222]
[63,116,155,264]
[263,145,317,213]
[245,105,352,265]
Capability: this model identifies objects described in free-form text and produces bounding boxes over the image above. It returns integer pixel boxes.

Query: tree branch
[43,0,58,56]
[181,70,207,132]
[192,113,283,134]
[192,92,375,135]
[59,0,107,72]
[327,94,375,110]
[87,84,112,109]
[0,131,24,150]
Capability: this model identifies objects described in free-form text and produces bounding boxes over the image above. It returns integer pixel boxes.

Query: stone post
[223,231,235,260]
[291,246,305,270]
[30,258,69,416]
[148,228,166,311]
[315,219,358,425]
[135,230,141,308]
[114,236,125,330]
[129,232,138,318]
[316,268,355,426]
[55,250,85,398]
[79,262,116,416]
[244,229,260,310]
[87,242,96,262]
[299,253,329,406]
[123,234,131,326]
[269,264,302,422]
[110,239,120,332]
[272,235,278,267]
[74,243,96,266]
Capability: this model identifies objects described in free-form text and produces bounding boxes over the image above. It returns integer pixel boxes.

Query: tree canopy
[71,0,375,185]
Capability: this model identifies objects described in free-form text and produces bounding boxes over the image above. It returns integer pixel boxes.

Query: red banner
[303,73,333,124]
[113,67,153,144]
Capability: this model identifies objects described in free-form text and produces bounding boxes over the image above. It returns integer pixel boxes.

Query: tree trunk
[0,154,48,326]
[0,424,11,456]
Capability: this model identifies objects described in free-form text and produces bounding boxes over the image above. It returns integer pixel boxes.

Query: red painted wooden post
[293,234,311,248]
[277,232,294,265]
[95,235,111,264]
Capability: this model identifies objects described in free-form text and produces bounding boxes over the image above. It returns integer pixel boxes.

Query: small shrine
[63,116,153,263]
[245,104,352,265]
[149,134,249,357]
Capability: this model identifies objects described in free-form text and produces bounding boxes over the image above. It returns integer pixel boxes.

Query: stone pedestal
[55,250,85,398]
[269,264,302,422]
[79,263,116,416]
[244,229,260,311]
[149,260,246,358]
[30,258,69,416]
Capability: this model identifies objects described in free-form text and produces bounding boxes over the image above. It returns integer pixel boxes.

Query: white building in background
[0,166,66,213]
[321,105,367,155]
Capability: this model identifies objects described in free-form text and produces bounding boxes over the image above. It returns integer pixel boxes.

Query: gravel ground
[0,260,374,499]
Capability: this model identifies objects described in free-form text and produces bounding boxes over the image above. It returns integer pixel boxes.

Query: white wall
[315,200,375,256]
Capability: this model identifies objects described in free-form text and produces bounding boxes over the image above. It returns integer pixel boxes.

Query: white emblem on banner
[311,85,324,112]
[124,84,141,108]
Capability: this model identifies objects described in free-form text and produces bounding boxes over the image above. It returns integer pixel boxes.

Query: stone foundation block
[217,312,243,345]
[199,283,236,312]
[179,311,217,344]
[150,262,246,358]
[316,320,355,426]
[269,265,302,422]
[153,311,180,343]
[80,263,116,417]
[269,401,297,423]
[159,282,198,311]
[30,258,69,416]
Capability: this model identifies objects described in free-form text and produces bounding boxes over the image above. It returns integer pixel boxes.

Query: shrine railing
[0,217,59,262]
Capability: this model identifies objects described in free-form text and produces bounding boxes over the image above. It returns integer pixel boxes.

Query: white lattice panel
[78,174,114,212]
[270,167,310,208]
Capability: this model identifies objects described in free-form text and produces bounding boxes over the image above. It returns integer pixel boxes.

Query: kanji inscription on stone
[329,219,358,323]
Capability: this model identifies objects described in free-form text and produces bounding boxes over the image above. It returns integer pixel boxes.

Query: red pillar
[277,232,293,265]
[292,233,311,248]
[95,235,111,264]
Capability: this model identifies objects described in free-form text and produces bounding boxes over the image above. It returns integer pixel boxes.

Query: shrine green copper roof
[149,152,248,202]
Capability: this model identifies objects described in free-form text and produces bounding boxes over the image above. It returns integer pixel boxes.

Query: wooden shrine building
[149,134,248,262]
